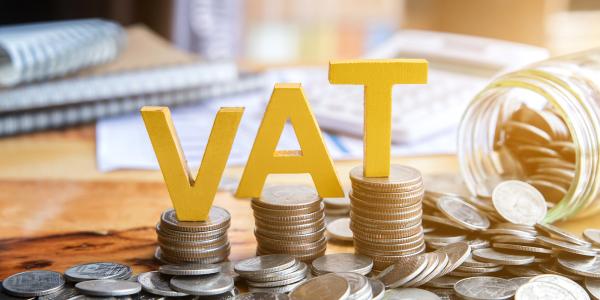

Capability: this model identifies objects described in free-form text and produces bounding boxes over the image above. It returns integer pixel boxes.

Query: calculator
[274,30,550,143]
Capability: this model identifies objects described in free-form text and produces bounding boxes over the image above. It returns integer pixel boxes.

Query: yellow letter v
[141,106,243,221]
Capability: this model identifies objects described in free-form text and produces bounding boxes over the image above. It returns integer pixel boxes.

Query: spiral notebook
[0,26,265,137]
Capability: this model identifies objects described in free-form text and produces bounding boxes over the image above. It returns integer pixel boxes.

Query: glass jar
[458,48,600,223]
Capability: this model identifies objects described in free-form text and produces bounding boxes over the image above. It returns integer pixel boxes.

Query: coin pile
[324,196,351,217]
[493,104,575,203]
[252,185,327,262]
[311,253,373,276]
[234,254,309,294]
[154,206,231,264]
[348,164,426,271]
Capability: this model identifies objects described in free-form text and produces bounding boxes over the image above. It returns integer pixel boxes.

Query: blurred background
[1,0,600,172]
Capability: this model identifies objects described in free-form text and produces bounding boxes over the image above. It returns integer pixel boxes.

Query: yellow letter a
[235,83,344,198]
[141,106,243,221]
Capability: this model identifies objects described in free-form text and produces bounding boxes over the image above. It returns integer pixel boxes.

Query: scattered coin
[169,273,234,296]
[369,279,385,300]
[454,276,517,300]
[75,279,141,296]
[492,180,547,226]
[583,229,600,247]
[557,255,600,278]
[376,254,428,288]
[64,262,132,282]
[584,278,600,300]
[326,218,353,242]
[289,273,350,300]
[382,288,441,300]
[472,248,535,265]
[336,272,371,300]
[2,270,65,297]
[529,274,589,300]
[136,271,187,297]
[311,253,373,275]
[158,263,221,276]
[235,255,297,276]
[437,196,490,230]
[515,281,577,300]
[232,292,290,299]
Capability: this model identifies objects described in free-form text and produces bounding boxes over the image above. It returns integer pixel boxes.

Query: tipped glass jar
[458,48,600,223]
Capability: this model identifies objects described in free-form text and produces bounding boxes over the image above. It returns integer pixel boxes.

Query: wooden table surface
[0,125,598,280]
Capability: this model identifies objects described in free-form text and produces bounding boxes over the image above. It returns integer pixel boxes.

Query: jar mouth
[458,69,600,222]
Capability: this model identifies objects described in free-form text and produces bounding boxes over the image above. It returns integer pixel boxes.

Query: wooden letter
[141,106,243,221]
[329,59,428,177]
[235,83,344,198]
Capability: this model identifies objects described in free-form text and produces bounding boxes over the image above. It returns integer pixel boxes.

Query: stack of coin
[252,185,327,262]
[348,164,426,271]
[492,104,575,203]
[324,196,351,217]
[234,254,309,294]
[154,206,231,264]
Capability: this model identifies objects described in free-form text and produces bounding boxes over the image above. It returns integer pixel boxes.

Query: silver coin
[200,287,241,300]
[472,248,535,265]
[64,262,132,282]
[249,262,307,282]
[131,292,168,300]
[509,277,532,289]
[2,270,65,297]
[311,253,373,275]
[336,272,371,300]
[492,180,547,226]
[326,218,353,242]
[38,286,79,300]
[585,278,600,300]
[515,281,577,300]
[536,236,597,257]
[382,288,441,300]
[233,292,289,299]
[67,296,120,300]
[289,273,349,300]
[583,228,600,247]
[369,279,385,300]
[75,279,141,296]
[246,273,306,288]
[529,274,589,300]
[136,271,187,297]
[161,206,230,231]
[219,261,241,282]
[249,279,306,294]
[0,281,35,300]
[454,276,517,300]
[557,255,600,278]
[235,255,296,275]
[437,196,490,230]
[170,273,234,296]
[536,223,591,247]
[159,263,221,276]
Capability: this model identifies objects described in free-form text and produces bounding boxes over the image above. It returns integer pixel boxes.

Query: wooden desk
[0,125,597,280]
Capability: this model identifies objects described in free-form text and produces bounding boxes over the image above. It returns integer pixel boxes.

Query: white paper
[96,75,456,172]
